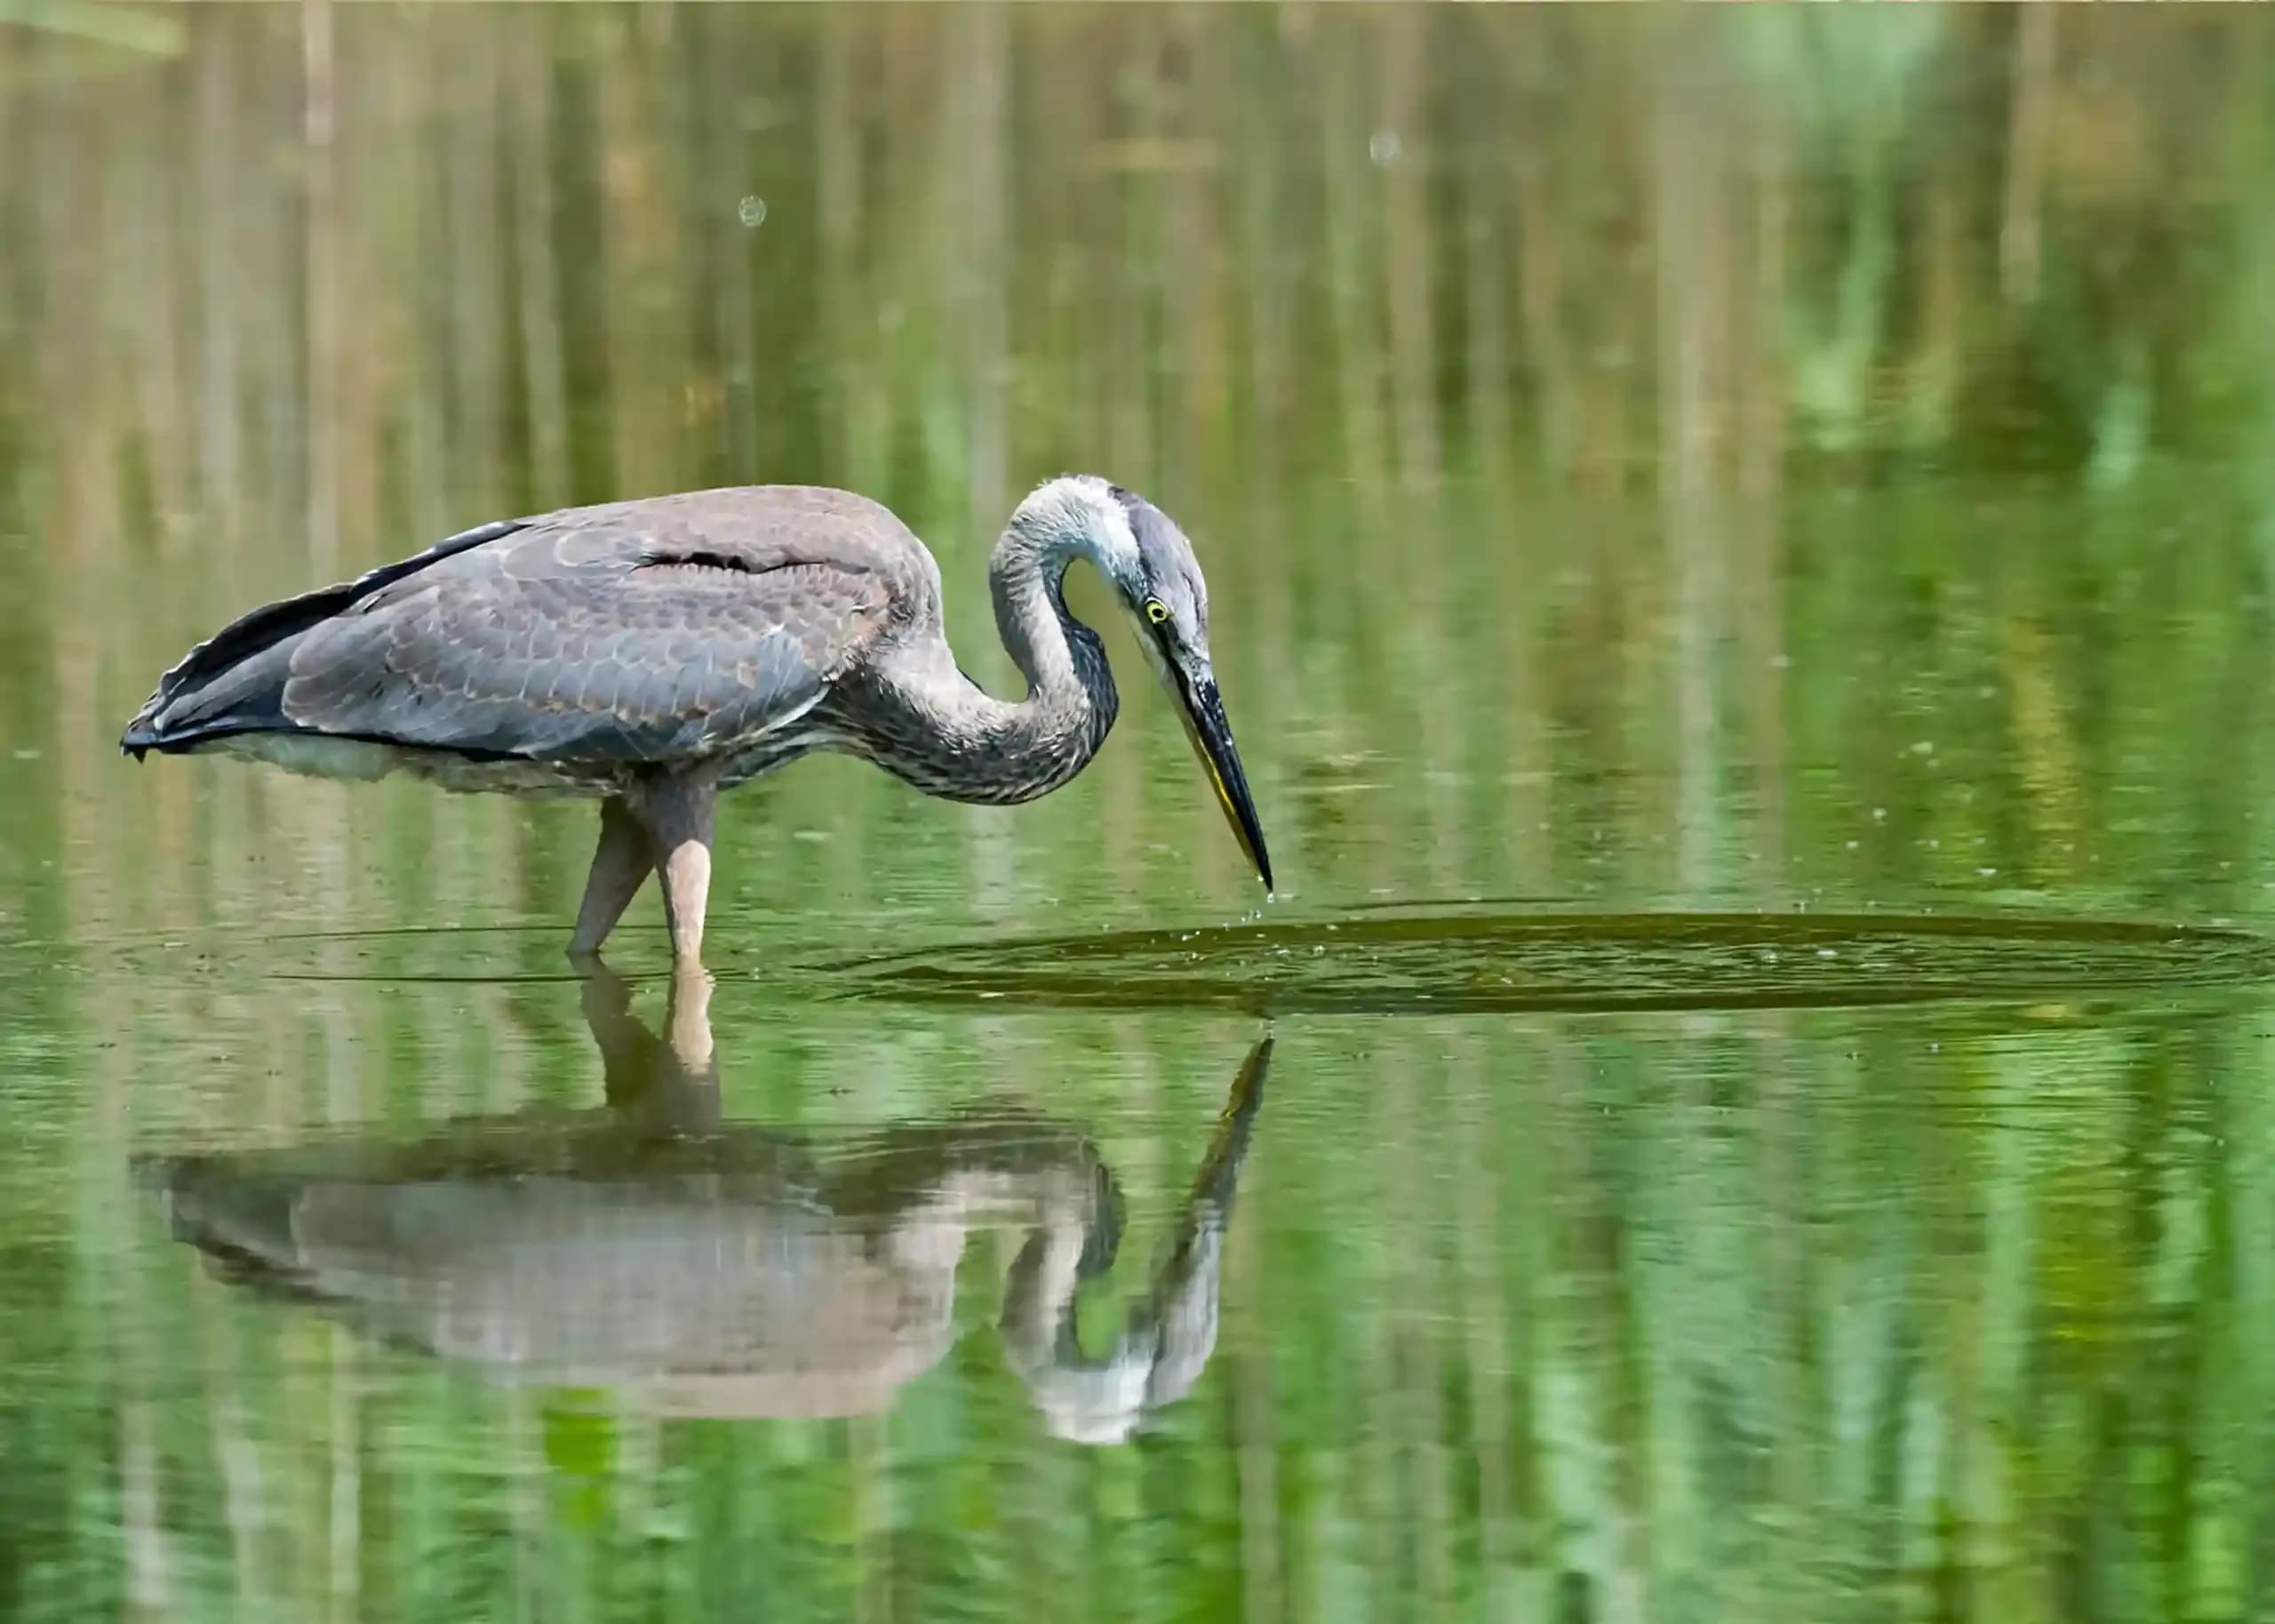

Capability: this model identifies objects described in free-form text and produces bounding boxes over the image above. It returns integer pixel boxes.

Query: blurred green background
[4,5,2275,1621]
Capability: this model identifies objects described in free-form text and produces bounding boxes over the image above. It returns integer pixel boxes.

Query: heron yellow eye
[1145,598,1169,625]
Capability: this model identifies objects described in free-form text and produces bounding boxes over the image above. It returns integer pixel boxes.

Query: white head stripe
[1009,475,1140,581]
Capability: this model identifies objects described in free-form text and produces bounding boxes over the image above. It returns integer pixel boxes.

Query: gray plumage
[122,475,1272,961]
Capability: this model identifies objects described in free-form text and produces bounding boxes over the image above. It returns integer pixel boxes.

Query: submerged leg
[569,798,653,958]
[630,774,718,964]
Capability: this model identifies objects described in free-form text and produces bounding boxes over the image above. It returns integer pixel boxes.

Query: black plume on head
[1106,486,1201,609]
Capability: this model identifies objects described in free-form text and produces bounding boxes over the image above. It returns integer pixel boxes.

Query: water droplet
[1369,129,1402,166]
[738,195,768,228]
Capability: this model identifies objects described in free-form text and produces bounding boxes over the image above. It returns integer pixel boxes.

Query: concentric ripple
[818,911,2275,1015]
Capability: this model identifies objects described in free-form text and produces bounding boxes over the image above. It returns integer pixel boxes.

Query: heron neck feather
[991,517,1098,690]
[986,515,1118,752]
[871,515,1119,807]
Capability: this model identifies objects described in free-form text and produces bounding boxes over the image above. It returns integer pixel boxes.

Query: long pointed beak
[1172,669,1273,893]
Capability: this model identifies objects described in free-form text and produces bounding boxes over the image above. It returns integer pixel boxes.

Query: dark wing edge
[118,516,531,759]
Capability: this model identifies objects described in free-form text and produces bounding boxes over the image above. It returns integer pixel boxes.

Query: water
[5,7,2275,1621]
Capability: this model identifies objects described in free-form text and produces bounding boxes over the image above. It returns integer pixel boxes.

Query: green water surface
[5,8,2275,1622]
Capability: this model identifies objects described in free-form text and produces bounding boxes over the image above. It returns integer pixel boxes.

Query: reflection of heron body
[121,478,1271,962]
[142,975,1266,1442]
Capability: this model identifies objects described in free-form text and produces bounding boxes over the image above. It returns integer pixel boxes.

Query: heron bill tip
[1174,673,1272,893]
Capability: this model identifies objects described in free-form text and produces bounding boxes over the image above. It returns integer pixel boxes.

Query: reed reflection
[142,973,1265,1445]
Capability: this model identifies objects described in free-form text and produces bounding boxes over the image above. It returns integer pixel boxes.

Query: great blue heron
[120,476,1272,962]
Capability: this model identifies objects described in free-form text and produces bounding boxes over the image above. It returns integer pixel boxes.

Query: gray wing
[124,488,929,764]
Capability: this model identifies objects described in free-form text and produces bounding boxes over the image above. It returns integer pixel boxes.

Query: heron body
[121,475,1271,962]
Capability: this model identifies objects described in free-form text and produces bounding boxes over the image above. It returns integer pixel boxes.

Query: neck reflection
[142,970,1266,1445]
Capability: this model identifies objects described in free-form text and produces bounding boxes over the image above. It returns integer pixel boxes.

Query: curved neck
[880,514,1120,807]
[981,515,1122,796]
[988,515,1109,697]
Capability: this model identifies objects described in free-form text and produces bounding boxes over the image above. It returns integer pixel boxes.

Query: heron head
[1098,484,1273,894]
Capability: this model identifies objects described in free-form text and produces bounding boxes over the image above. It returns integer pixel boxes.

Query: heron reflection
[142,973,1265,1445]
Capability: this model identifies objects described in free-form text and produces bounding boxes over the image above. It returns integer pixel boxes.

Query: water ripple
[817,910,2275,1015]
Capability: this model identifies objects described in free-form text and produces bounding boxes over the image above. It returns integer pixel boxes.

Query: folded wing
[123,489,906,765]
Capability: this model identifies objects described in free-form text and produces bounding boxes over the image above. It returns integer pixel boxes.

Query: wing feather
[279,561,888,761]
[124,488,925,766]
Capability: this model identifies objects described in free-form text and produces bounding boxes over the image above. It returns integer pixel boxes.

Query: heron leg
[630,774,717,964]
[569,798,653,958]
